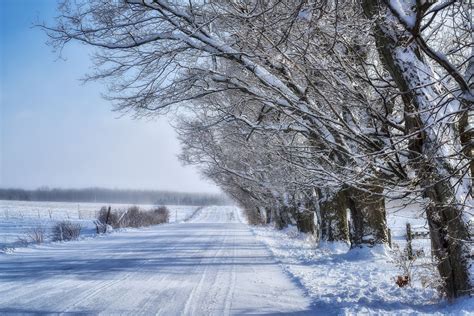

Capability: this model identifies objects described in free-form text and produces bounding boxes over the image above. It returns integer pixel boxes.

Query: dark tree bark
[272,202,291,230]
[347,185,389,247]
[319,190,350,243]
[361,0,472,298]
[295,210,316,234]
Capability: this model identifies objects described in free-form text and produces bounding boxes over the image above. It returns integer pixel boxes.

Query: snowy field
[0,200,199,251]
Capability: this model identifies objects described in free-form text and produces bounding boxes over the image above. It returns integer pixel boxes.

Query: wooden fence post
[105,206,111,226]
[406,223,414,260]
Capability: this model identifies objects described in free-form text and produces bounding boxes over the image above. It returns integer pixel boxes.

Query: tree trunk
[347,185,388,247]
[423,166,472,298]
[319,189,350,243]
[295,211,315,234]
[272,201,291,230]
[293,191,319,235]
[346,191,364,246]
[361,0,472,298]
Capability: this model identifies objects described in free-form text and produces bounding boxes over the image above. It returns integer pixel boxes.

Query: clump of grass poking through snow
[17,225,47,245]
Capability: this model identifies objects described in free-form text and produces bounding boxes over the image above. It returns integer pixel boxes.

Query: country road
[0,206,312,315]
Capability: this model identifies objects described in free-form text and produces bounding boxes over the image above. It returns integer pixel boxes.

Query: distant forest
[0,187,230,206]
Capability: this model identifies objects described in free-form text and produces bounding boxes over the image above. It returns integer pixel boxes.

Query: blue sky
[0,0,218,193]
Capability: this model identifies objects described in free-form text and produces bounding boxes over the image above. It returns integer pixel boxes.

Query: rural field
[0,200,199,252]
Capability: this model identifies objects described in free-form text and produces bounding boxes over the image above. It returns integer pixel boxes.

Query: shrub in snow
[52,221,82,241]
[17,225,46,245]
[98,206,120,227]
[123,206,142,227]
[391,243,443,293]
[391,243,417,287]
[123,206,170,227]
[97,205,170,229]
[151,206,170,224]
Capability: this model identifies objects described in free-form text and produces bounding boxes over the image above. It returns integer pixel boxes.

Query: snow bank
[250,223,473,315]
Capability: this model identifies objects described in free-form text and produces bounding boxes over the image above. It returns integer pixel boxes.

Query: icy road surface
[0,206,312,315]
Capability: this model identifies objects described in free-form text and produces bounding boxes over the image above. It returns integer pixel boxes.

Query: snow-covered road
[0,206,312,315]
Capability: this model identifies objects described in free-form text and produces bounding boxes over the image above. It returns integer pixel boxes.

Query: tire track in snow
[71,227,216,315]
[138,227,217,315]
[60,247,156,313]
[222,233,237,316]
[182,227,228,315]
[32,228,199,313]
[0,206,312,315]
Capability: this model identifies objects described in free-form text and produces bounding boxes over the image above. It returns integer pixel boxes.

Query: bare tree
[360,0,472,298]
[44,0,472,297]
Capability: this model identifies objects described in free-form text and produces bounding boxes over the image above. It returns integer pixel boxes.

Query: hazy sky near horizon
[0,0,220,193]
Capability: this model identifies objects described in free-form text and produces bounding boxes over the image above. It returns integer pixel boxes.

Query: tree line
[43,0,472,299]
[0,187,229,206]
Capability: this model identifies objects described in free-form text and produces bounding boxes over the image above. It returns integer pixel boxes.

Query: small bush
[151,206,170,224]
[16,236,30,246]
[97,205,169,228]
[125,206,142,227]
[28,225,46,244]
[52,221,82,241]
[391,242,442,292]
[391,243,416,287]
[98,206,120,227]
[17,225,46,245]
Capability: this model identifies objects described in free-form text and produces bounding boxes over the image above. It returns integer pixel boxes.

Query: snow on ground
[250,200,474,315]
[0,200,198,251]
[1,203,472,315]
[0,206,312,315]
